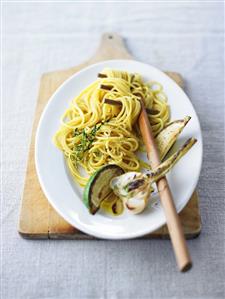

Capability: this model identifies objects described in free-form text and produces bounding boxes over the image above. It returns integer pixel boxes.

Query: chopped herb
[72,123,103,161]
[73,128,80,137]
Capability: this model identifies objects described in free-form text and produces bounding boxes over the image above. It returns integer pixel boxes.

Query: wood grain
[18,33,201,239]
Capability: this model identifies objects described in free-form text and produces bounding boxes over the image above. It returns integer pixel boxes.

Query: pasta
[53,69,170,188]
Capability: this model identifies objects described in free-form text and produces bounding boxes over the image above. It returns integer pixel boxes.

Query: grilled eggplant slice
[83,164,124,214]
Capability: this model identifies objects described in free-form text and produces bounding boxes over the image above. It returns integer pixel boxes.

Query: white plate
[35,60,203,239]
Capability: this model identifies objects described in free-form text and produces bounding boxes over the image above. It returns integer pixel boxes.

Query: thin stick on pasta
[138,99,192,272]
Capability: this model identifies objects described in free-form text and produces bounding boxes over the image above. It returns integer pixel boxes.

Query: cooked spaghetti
[53,69,170,187]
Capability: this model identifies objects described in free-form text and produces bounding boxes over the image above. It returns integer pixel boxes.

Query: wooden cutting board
[18,33,201,240]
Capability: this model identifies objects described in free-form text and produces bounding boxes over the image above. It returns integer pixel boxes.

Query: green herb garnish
[72,123,103,162]
[73,128,80,137]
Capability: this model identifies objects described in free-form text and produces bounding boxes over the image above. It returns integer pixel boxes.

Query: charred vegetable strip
[110,138,197,214]
[100,84,114,91]
[156,116,191,160]
[104,99,122,106]
[147,137,197,182]
[98,73,107,78]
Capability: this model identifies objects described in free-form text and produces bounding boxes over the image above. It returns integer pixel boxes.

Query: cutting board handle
[89,32,132,63]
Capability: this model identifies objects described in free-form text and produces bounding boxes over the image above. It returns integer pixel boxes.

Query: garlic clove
[125,192,150,215]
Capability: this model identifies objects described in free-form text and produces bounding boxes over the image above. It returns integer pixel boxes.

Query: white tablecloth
[2,2,225,299]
